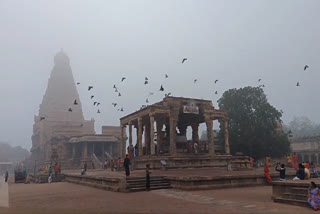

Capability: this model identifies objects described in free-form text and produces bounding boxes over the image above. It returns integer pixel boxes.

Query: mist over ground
[0,0,319,149]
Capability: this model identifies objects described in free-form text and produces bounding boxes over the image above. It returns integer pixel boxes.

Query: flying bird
[113,84,116,89]
[118,92,121,96]
[145,77,148,81]
[296,82,300,86]
[115,88,118,93]
[146,99,149,103]
[258,79,262,82]
[214,80,218,84]
[97,109,101,114]
[165,93,171,97]
[91,95,94,99]
[144,80,148,85]
[112,103,117,107]
[73,100,78,105]
[97,103,100,106]
[121,108,124,112]
[40,117,45,121]
[194,79,197,84]
[94,102,97,106]
[165,74,168,78]
[88,86,93,91]
[159,85,164,91]
[149,92,154,96]
[215,91,218,95]
[76,82,80,85]
[182,58,187,63]
[68,108,72,112]
[121,77,126,82]
[304,65,309,71]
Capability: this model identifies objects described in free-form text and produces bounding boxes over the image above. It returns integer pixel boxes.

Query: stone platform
[272,178,320,207]
[63,167,297,192]
[132,154,250,170]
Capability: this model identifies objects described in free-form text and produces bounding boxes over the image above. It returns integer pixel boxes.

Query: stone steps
[126,176,171,192]
[274,197,309,207]
[282,192,307,201]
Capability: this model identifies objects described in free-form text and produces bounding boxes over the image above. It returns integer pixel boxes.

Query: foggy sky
[1,0,320,149]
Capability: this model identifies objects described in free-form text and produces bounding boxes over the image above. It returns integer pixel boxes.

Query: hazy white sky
[1,0,319,149]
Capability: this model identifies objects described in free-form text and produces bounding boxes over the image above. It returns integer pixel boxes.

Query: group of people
[45,163,61,183]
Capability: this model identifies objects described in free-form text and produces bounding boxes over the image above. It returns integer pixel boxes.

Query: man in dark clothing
[275,163,286,181]
[5,171,8,182]
[84,162,87,172]
[124,155,130,177]
[293,164,305,180]
[146,164,151,191]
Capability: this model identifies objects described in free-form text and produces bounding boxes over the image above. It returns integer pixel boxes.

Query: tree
[284,116,320,137]
[217,86,290,159]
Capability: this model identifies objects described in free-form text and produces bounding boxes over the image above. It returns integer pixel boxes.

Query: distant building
[27,51,120,171]
[290,136,320,164]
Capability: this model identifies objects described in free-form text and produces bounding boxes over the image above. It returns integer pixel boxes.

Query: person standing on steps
[146,164,152,191]
[124,154,130,178]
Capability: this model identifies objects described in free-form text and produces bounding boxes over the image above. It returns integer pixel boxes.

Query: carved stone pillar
[191,123,200,143]
[150,114,155,155]
[224,119,230,155]
[138,118,143,156]
[82,142,88,159]
[144,123,150,155]
[205,116,214,155]
[129,122,133,146]
[156,119,164,154]
[169,113,178,155]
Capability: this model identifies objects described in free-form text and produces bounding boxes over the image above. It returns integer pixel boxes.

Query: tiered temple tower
[30,51,95,164]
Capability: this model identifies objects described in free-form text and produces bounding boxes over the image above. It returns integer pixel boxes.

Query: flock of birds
[39,57,310,122]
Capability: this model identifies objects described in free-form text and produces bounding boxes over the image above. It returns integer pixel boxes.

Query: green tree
[217,86,290,159]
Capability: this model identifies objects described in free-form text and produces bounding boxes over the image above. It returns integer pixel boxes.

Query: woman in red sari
[292,153,298,169]
[264,164,272,184]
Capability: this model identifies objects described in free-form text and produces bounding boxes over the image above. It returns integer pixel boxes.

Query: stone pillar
[205,117,214,155]
[224,119,230,155]
[169,114,178,155]
[93,143,95,155]
[82,142,88,159]
[72,144,76,159]
[150,114,155,155]
[138,118,143,156]
[156,119,163,154]
[121,125,126,158]
[191,123,200,142]
[129,123,133,146]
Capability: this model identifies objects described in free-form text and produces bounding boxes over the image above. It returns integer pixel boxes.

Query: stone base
[132,154,250,170]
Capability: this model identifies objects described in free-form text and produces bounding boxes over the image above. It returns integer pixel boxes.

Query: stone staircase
[273,186,309,207]
[126,176,171,192]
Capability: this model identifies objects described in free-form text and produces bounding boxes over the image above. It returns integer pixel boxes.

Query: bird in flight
[144,80,148,85]
[68,108,72,112]
[88,86,93,91]
[97,103,100,106]
[149,92,154,96]
[296,82,300,86]
[76,82,80,85]
[146,99,149,103]
[182,58,187,63]
[40,117,45,121]
[160,85,164,91]
[258,79,262,82]
[145,77,148,81]
[215,91,218,95]
[74,100,78,105]
[214,80,218,84]
[304,65,309,71]
[118,92,121,96]
[113,84,116,89]
[112,103,117,107]
[115,88,118,93]
[194,79,197,84]
[97,109,101,114]
[121,108,124,112]
[94,102,97,106]
[165,74,168,78]
[91,95,94,99]
[165,93,171,97]
[121,77,126,82]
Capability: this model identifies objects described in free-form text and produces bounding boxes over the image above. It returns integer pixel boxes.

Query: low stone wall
[133,155,250,170]
[65,174,127,192]
[29,174,65,183]
[168,173,296,191]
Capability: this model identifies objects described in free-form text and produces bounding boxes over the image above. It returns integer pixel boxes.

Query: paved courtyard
[0,181,311,214]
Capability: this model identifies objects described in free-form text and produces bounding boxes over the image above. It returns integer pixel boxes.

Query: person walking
[117,158,121,171]
[54,163,60,177]
[146,164,152,191]
[84,162,87,172]
[4,171,8,183]
[124,155,130,178]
